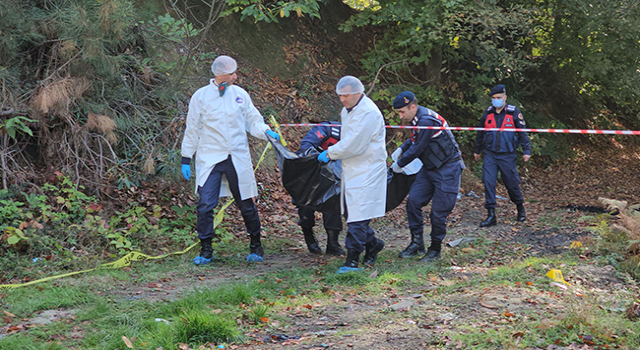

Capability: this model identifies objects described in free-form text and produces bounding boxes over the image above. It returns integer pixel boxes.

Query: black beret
[489,84,506,96]
[393,91,415,109]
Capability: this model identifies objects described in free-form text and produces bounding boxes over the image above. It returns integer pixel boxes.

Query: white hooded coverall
[181,80,269,198]
[327,96,387,223]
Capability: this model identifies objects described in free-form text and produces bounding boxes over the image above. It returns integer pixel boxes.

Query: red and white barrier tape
[276,123,640,135]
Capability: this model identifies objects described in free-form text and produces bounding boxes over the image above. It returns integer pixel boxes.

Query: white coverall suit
[327,95,387,252]
[181,80,269,240]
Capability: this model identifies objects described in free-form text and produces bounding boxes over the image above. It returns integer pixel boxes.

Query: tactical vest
[483,105,518,153]
[317,122,341,152]
[414,108,460,169]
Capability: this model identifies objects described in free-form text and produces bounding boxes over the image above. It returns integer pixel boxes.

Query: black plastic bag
[269,136,417,214]
[386,169,416,212]
[269,136,342,214]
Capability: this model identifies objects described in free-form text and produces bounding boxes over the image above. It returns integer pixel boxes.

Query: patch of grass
[4,216,640,350]
[3,284,96,316]
[324,270,372,286]
[157,282,256,318]
[174,310,242,345]
[246,303,270,323]
[0,333,69,350]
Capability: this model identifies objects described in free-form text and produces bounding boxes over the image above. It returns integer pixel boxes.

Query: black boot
[302,228,322,254]
[420,241,442,263]
[247,234,264,262]
[517,203,526,222]
[325,230,345,256]
[398,231,425,259]
[193,238,213,265]
[420,249,441,263]
[363,238,385,266]
[480,208,497,227]
[337,249,362,273]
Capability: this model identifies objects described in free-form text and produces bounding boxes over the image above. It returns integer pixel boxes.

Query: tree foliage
[546,0,640,107]
[0,0,223,189]
[338,0,640,156]
[223,0,321,22]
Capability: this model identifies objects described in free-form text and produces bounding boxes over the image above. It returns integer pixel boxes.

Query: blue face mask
[492,98,504,108]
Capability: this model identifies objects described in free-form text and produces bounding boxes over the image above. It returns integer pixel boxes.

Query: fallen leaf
[512,331,524,338]
[7,324,25,333]
[2,316,13,324]
[525,281,533,286]
[259,317,270,323]
[369,270,378,278]
[178,343,189,350]
[302,304,313,309]
[3,311,16,317]
[122,336,133,348]
[503,311,515,317]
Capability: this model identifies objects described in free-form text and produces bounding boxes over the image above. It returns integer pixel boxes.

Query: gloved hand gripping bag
[268,135,342,214]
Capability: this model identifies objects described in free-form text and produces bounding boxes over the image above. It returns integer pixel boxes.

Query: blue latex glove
[266,130,280,141]
[181,164,191,180]
[317,150,330,163]
[391,161,403,173]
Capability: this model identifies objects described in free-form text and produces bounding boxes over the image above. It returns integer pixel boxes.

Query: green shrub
[174,310,241,345]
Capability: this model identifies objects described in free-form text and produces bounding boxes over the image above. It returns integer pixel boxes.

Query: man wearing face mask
[181,55,281,265]
[473,84,531,227]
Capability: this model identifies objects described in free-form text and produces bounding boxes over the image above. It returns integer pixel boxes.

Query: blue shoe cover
[193,255,213,265]
[246,253,264,263]
[337,266,363,274]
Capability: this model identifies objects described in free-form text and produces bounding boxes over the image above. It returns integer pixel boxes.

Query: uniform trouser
[406,161,462,243]
[345,219,376,254]
[297,206,342,232]
[482,150,523,209]
[196,156,261,240]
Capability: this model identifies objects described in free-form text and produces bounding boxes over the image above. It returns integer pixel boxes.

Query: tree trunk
[425,47,442,88]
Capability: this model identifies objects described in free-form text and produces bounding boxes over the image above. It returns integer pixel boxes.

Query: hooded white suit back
[181,80,269,198]
[327,96,387,222]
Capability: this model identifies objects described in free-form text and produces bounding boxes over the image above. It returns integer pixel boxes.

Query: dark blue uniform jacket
[474,105,531,155]
[397,106,461,170]
[299,121,341,153]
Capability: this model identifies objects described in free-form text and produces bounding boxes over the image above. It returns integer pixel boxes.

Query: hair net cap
[336,76,365,95]
[211,55,237,76]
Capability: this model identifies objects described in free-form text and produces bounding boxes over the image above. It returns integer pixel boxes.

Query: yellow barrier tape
[1,142,274,291]
[270,115,287,146]
[0,243,199,292]
[214,140,273,227]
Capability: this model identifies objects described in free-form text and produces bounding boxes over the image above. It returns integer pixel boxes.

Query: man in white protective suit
[180,55,281,265]
[317,76,387,274]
